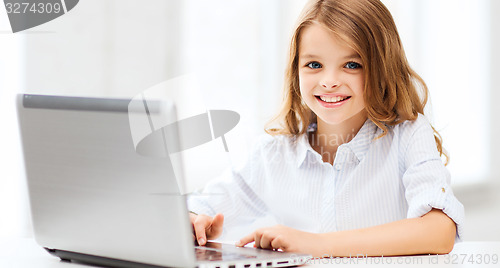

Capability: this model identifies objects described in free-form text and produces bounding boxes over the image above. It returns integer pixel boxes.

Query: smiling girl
[188,0,464,257]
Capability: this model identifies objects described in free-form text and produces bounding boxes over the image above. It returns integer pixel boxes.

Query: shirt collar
[296,118,380,168]
[296,133,316,168]
[345,118,379,162]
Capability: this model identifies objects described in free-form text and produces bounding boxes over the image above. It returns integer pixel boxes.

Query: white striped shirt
[188,114,464,241]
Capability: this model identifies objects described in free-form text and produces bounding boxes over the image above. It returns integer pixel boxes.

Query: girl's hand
[190,212,224,246]
[236,225,324,256]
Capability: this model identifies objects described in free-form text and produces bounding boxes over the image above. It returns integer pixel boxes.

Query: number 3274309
[443,254,498,265]
[5,2,62,14]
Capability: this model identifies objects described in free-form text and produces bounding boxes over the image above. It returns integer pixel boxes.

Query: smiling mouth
[316,95,351,103]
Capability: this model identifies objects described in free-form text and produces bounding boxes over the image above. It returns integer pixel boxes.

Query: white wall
[461,0,500,241]
[489,0,500,189]
[0,13,29,238]
[449,0,500,241]
[23,0,181,98]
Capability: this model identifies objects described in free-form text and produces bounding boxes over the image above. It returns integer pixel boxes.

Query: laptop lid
[17,94,197,267]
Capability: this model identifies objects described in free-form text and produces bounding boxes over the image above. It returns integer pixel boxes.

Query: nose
[320,73,340,89]
[321,82,339,89]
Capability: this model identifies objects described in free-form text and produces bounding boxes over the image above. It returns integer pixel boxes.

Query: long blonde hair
[265,0,448,164]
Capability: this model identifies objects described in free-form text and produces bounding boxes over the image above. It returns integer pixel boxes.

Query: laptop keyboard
[195,246,258,262]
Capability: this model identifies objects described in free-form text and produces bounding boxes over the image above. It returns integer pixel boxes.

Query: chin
[316,111,366,126]
[317,115,349,126]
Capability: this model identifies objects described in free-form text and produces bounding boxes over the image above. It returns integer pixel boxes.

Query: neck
[310,110,368,164]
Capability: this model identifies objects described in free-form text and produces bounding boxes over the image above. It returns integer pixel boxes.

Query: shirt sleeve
[187,136,270,236]
[401,115,465,241]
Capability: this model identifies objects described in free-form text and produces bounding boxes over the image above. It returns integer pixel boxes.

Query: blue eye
[345,62,362,69]
[307,62,322,69]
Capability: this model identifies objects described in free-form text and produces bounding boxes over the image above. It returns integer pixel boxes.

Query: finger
[189,213,197,235]
[270,235,285,251]
[193,214,212,246]
[207,213,224,240]
[259,231,273,250]
[236,232,256,247]
[253,229,264,249]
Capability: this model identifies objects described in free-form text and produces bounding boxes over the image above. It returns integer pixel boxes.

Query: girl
[188,0,464,257]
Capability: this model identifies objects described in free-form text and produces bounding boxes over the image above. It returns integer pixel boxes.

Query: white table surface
[1,237,499,267]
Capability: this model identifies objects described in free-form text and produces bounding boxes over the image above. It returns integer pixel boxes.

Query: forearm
[317,209,456,257]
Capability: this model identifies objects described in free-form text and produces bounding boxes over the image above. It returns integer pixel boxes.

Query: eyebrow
[299,53,361,60]
[343,54,361,60]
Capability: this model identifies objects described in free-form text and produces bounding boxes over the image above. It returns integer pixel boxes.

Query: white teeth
[319,96,347,103]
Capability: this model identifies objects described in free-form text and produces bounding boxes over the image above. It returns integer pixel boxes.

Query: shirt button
[335,164,342,170]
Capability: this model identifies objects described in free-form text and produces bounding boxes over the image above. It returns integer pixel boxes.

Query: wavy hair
[265,0,448,164]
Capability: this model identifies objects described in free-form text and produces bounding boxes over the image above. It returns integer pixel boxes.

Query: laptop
[16,94,311,268]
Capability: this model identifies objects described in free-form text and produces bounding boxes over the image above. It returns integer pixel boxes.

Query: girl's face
[298,24,366,126]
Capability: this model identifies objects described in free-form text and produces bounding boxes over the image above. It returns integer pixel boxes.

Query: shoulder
[365,115,432,149]
[393,114,435,141]
[393,114,441,164]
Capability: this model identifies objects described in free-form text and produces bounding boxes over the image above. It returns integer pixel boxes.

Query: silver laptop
[16,94,311,268]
